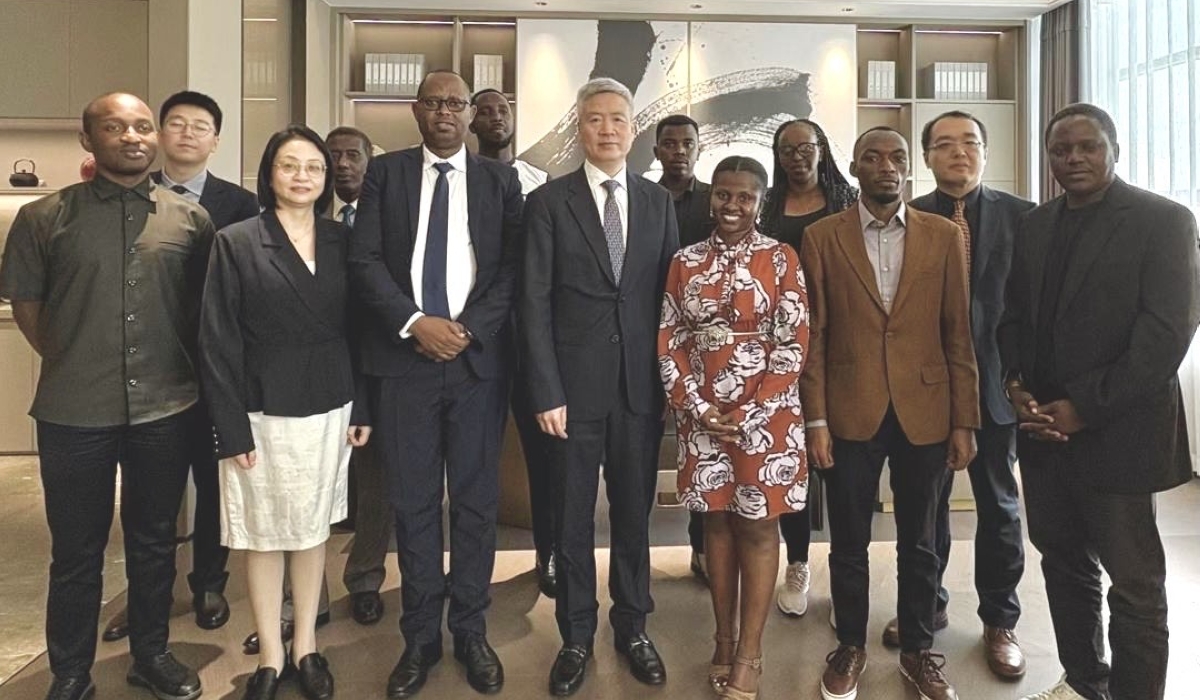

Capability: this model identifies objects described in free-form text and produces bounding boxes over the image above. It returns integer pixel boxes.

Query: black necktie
[339,203,355,227]
[422,162,454,319]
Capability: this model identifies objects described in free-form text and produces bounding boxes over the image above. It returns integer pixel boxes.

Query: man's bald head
[82,93,153,135]
[78,92,158,185]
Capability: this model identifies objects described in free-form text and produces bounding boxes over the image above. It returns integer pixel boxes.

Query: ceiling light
[841,7,855,12]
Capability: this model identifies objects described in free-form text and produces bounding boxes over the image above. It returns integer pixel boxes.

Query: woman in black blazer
[200,125,369,700]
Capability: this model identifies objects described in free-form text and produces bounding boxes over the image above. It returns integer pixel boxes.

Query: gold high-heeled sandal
[708,633,738,693]
[718,655,762,700]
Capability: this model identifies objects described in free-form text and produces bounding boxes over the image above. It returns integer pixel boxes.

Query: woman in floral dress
[658,155,810,700]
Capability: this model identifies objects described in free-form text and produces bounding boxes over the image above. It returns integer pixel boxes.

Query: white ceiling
[324,0,1072,22]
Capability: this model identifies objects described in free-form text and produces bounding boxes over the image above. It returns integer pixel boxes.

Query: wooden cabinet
[856,24,1027,198]
[0,315,38,454]
[0,0,147,119]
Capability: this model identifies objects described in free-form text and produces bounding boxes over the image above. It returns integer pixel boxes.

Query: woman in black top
[200,125,369,700]
[759,118,857,619]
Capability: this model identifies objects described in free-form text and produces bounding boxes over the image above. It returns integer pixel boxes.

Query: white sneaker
[1020,677,1087,700]
[776,561,811,616]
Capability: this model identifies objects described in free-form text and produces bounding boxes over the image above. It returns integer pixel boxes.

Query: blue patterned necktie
[422,161,454,318]
[602,179,624,283]
[339,203,355,227]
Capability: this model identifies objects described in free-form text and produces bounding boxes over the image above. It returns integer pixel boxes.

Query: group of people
[0,66,1195,700]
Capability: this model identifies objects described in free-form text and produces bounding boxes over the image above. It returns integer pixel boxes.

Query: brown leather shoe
[882,609,948,648]
[983,627,1026,679]
[820,645,866,699]
[899,651,958,700]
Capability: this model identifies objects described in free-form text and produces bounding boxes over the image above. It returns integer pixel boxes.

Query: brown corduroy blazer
[798,204,980,445]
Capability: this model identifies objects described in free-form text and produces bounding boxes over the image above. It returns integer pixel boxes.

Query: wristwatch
[1003,378,1025,401]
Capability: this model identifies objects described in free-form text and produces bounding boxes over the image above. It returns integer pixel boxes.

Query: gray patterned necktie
[601,179,624,283]
[339,203,355,227]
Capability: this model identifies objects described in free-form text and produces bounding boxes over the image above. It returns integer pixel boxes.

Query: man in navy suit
[895,111,1034,679]
[520,78,680,696]
[350,70,523,699]
[102,90,258,644]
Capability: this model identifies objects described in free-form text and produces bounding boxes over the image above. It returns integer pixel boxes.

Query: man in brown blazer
[800,126,979,700]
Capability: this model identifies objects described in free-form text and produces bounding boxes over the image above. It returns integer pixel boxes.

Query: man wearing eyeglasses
[100,90,259,647]
[350,70,523,699]
[896,111,1035,680]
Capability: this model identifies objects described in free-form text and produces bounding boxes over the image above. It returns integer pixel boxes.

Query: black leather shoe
[126,651,202,700]
[102,609,129,642]
[244,620,295,655]
[536,554,557,599]
[548,644,591,696]
[194,591,230,630]
[351,591,384,625]
[242,667,281,700]
[614,633,666,685]
[296,653,335,700]
[45,675,94,700]
[453,635,504,694]
[386,642,443,698]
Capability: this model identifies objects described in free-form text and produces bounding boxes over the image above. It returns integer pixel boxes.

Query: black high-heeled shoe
[242,667,281,700]
[295,652,334,700]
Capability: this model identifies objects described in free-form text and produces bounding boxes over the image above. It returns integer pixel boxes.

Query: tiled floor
[0,454,1197,699]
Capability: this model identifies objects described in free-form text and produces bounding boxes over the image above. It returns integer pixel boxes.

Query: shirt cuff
[399,312,423,339]
[805,419,828,428]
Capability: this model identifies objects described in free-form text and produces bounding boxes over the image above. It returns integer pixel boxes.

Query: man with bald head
[350,70,523,698]
[800,126,978,700]
[0,93,211,700]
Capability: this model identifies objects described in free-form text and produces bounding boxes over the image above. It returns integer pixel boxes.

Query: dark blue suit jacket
[910,185,1034,426]
[152,170,259,231]
[348,146,523,380]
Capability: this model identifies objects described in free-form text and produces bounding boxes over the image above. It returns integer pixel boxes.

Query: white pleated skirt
[219,401,353,551]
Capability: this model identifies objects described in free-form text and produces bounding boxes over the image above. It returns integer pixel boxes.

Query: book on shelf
[923,61,989,100]
[473,54,505,94]
[363,53,426,94]
[866,60,896,99]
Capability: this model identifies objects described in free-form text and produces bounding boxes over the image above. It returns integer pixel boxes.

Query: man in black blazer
[520,78,680,696]
[103,90,259,644]
[900,111,1034,678]
[350,70,523,699]
[999,103,1200,700]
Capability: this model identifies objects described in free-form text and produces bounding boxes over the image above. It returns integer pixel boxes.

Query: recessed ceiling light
[690,3,703,8]
[841,6,855,11]
[535,1,547,5]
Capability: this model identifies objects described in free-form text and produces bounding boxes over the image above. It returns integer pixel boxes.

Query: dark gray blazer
[520,166,680,420]
[152,170,259,231]
[998,177,1200,493]
[348,146,524,381]
[910,185,1035,426]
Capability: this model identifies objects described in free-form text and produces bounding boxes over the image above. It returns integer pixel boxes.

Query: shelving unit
[337,15,517,152]
[855,24,1027,198]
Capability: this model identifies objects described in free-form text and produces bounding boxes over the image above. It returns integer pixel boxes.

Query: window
[1086,0,1200,214]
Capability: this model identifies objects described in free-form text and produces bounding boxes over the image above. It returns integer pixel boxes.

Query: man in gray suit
[897,111,1034,679]
[999,103,1200,700]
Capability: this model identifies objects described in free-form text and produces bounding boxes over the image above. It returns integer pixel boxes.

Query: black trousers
[185,407,229,596]
[37,410,193,678]
[934,416,1023,628]
[343,443,393,595]
[825,407,949,652]
[510,375,556,563]
[548,403,662,645]
[1021,440,1169,700]
[374,361,506,646]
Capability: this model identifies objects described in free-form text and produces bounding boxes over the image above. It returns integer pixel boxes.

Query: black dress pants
[825,407,949,652]
[1021,440,1169,700]
[374,360,506,646]
[548,403,662,645]
[37,410,193,678]
[934,415,1023,628]
[185,406,230,596]
[510,374,556,564]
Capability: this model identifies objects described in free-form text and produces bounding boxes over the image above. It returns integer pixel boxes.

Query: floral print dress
[658,231,810,520]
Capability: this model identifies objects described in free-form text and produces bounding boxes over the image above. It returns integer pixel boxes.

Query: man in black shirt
[654,114,712,248]
[0,93,211,700]
[904,110,1035,679]
[999,103,1200,700]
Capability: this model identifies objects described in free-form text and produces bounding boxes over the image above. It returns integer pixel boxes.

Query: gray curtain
[1039,0,1086,201]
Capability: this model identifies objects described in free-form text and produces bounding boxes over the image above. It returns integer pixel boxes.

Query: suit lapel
[972,186,1000,288]
[403,149,423,247]
[1025,200,1059,329]
[566,168,617,286]
[621,176,655,290]
[834,208,886,313]
[1056,183,1130,319]
[891,210,934,313]
[261,212,327,323]
[464,153,486,302]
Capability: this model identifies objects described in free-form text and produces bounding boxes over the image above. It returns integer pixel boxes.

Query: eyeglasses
[275,160,327,177]
[416,97,470,112]
[163,118,215,137]
[929,140,984,154]
[778,143,820,159]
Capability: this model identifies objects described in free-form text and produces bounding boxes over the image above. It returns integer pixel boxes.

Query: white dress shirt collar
[584,160,627,192]
[422,144,468,173]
